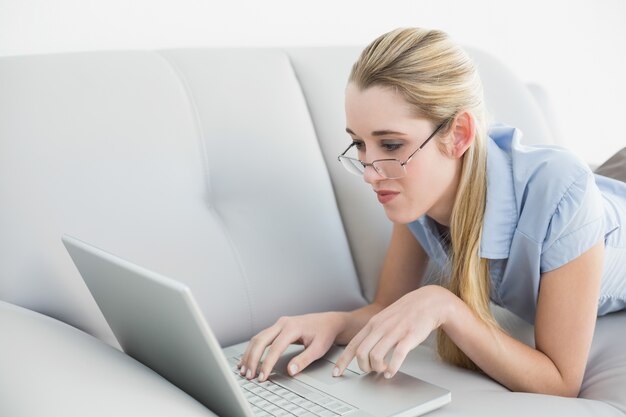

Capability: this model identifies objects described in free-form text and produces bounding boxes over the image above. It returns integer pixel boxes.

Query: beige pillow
[594,147,626,182]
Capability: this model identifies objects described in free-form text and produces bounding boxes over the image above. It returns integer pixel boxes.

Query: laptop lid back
[62,234,253,417]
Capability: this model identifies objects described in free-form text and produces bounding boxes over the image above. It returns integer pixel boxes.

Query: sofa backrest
[0,49,368,347]
[0,46,555,347]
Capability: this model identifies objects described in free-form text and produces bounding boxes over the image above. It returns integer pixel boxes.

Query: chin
[382,206,422,224]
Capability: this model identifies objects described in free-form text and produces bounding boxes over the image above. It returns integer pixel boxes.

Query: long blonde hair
[349,28,498,370]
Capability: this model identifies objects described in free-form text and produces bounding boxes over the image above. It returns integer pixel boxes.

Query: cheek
[403,158,436,194]
[402,154,450,202]
[403,178,436,213]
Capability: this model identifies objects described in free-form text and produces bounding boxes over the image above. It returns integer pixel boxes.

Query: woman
[238,27,626,396]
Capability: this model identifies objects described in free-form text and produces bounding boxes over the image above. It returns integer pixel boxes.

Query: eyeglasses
[337,120,448,180]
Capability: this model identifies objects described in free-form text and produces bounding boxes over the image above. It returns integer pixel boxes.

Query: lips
[375,190,400,204]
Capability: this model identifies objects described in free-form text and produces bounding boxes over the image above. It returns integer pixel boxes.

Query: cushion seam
[153,50,257,336]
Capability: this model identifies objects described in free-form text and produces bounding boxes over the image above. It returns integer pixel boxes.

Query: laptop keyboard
[230,362,357,417]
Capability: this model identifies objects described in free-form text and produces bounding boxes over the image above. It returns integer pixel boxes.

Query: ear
[448,111,476,159]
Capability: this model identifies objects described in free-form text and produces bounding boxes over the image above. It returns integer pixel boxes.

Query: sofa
[0,45,624,416]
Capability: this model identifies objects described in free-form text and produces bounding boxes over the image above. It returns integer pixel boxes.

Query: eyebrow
[345,127,407,137]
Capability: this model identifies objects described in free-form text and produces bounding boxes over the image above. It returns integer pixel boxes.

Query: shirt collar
[479,125,521,259]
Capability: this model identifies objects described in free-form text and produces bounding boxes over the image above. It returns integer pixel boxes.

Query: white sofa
[0,46,624,416]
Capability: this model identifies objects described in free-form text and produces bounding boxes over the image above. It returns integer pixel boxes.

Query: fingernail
[246,369,252,379]
[332,367,340,377]
[240,366,246,375]
[384,372,392,379]
[258,372,265,381]
[289,364,298,375]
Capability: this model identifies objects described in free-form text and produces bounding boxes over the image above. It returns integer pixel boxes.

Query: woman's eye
[382,143,402,152]
[352,141,364,150]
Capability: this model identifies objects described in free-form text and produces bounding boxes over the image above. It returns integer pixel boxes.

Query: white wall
[2,0,625,165]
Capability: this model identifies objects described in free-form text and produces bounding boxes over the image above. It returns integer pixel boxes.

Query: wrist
[435,286,466,333]
[323,311,350,341]
[332,303,382,345]
[421,284,461,329]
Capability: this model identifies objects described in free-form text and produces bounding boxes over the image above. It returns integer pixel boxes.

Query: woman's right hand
[237,311,347,382]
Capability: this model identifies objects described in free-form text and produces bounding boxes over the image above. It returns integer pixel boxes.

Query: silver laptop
[62,234,450,417]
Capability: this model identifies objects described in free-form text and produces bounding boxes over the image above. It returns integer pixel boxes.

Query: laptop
[62,234,450,417]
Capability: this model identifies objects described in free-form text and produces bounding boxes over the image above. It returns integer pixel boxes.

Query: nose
[363,164,384,185]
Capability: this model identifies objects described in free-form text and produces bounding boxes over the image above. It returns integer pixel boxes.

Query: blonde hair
[349,28,498,370]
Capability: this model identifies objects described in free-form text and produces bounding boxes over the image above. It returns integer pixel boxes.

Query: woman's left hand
[332,284,455,379]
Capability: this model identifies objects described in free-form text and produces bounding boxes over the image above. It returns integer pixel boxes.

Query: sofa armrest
[0,300,215,417]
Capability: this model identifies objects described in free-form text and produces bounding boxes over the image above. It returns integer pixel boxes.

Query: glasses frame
[337,120,449,180]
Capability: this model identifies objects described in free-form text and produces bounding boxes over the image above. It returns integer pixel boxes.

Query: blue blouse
[408,125,626,324]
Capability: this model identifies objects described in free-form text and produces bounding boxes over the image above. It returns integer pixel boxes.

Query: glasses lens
[339,156,365,176]
[373,160,405,179]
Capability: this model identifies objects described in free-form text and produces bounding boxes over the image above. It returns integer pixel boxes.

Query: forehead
[345,84,414,116]
[345,83,427,135]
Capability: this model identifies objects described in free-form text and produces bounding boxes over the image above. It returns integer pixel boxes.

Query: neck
[426,160,462,227]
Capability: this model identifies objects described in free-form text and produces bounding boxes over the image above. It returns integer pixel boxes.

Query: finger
[384,334,422,379]
[286,339,333,377]
[256,330,303,382]
[354,328,387,374]
[368,328,403,373]
[241,325,282,379]
[333,327,369,376]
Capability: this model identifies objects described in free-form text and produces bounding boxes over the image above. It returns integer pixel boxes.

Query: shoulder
[515,144,592,229]
[514,144,592,214]
[488,125,591,203]
[493,129,605,272]
[488,125,602,247]
[515,147,589,195]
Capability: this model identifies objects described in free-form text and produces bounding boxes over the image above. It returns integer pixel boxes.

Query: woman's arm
[445,240,604,396]
[335,223,429,344]
[334,240,604,396]
[239,223,429,379]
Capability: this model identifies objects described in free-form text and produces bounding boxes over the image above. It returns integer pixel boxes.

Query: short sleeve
[540,171,605,273]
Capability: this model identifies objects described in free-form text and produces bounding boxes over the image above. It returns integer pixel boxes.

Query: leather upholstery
[0,47,623,416]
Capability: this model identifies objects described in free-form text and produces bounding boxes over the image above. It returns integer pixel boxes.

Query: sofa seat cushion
[414,307,626,416]
[0,301,215,417]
